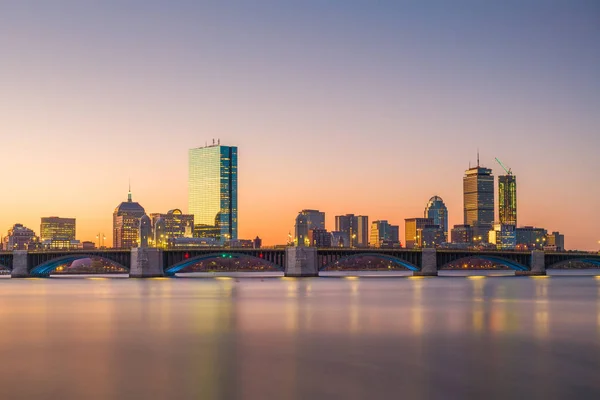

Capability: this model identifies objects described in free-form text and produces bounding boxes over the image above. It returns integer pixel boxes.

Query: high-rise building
[370,220,399,248]
[498,174,517,226]
[404,218,433,249]
[356,215,369,247]
[330,231,350,247]
[295,209,325,246]
[2,223,39,250]
[420,225,446,248]
[463,160,494,239]
[150,209,194,248]
[188,143,238,244]
[335,214,369,247]
[424,196,448,241]
[113,189,146,248]
[488,224,517,250]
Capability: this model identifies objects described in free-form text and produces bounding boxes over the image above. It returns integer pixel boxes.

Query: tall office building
[404,218,434,249]
[335,214,369,247]
[295,209,325,246]
[424,196,448,241]
[188,143,238,244]
[113,189,146,248]
[463,160,494,240]
[498,174,517,226]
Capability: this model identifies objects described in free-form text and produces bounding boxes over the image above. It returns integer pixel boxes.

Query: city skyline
[1,2,598,250]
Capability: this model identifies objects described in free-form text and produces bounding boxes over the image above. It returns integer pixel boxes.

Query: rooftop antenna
[213,138,215,145]
[477,148,480,167]
[218,138,220,145]
[128,179,132,202]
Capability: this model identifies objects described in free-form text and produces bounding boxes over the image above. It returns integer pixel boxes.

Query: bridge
[1,247,599,278]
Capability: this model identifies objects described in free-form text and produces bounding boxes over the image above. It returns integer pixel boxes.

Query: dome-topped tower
[424,196,449,241]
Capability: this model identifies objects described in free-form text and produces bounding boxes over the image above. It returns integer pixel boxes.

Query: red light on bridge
[259,253,263,258]
[184,252,189,259]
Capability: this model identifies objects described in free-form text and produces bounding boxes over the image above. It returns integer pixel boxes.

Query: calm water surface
[1,271,600,399]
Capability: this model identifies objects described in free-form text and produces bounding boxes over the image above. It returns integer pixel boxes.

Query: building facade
[498,174,517,226]
[370,220,400,248]
[420,225,446,248]
[424,196,448,241]
[113,190,146,249]
[188,143,238,244]
[150,209,194,248]
[451,224,474,245]
[40,217,76,241]
[516,226,548,250]
[488,223,517,250]
[335,214,369,247]
[295,209,325,246]
[2,224,39,250]
[545,231,565,251]
[404,218,433,249]
[463,164,494,240]
[309,228,332,248]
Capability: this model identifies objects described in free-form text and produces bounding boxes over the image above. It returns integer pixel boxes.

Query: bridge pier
[130,248,164,278]
[413,248,438,276]
[285,247,319,277]
[11,250,30,278]
[516,251,546,276]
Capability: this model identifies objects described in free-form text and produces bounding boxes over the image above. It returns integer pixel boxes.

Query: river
[0,271,599,399]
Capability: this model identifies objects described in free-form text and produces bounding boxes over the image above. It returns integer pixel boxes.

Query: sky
[0,1,599,250]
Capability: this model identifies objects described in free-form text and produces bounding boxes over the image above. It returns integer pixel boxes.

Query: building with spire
[113,186,146,248]
[463,153,494,240]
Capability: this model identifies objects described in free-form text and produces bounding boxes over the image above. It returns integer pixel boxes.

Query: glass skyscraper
[463,164,494,240]
[188,144,238,244]
[498,174,517,226]
[424,196,448,241]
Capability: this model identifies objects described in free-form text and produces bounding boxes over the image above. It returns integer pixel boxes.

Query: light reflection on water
[0,271,599,399]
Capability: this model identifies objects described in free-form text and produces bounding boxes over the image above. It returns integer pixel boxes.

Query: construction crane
[495,158,512,175]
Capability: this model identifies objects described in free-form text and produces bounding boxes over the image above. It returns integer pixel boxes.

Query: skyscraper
[498,174,517,226]
[188,143,238,244]
[463,159,494,240]
[40,217,76,242]
[113,188,146,248]
[370,220,399,248]
[424,196,448,241]
[295,209,325,246]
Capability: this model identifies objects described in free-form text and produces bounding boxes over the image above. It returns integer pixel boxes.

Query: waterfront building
[150,209,194,248]
[253,236,262,249]
[168,237,218,247]
[451,224,474,245]
[330,231,350,248]
[516,226,548,250]
[420,225,446,248]
[488,224,517,250]
[424,196,448,241]
[295,209,325,246]
[188,142,238,244]
[81,241,96,250]
[404,218,434,249]
[113,189,146,249]
[309,228,332,248]
[463,161,494,239]
[370,220,400,248]
[226,239,255,248]
[545,232,565,251]
[335,214,369,247]
[498,174,517,226]
[2,223,39,250]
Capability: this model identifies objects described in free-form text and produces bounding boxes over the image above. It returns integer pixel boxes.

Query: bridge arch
[320,253,420,272]
[30,255,129,277]
[547,258,600,269]
[165,252,284,276]
[439,255,528,271]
